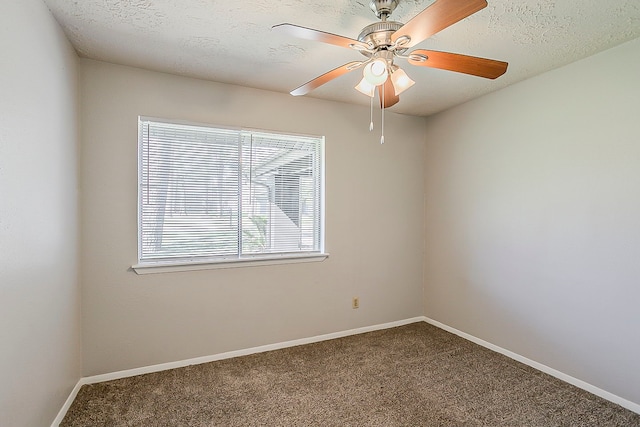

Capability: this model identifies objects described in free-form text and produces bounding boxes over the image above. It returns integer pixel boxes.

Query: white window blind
[138,118,324,266]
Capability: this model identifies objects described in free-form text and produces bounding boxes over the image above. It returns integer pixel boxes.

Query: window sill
[131,253,329,275]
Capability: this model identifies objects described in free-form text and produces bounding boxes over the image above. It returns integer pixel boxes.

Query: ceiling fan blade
[290,61,364,96]
[391,0,487,48]
[273,23,370,51]
[408,49,508,79]
[378,77,400,108]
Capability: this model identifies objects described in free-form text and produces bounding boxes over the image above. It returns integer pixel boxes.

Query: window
[134,117,325,272]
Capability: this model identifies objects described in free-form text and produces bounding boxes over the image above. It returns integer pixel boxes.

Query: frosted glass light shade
[363,59,388,86]
[390,68,415,95]
[355,77,376,97]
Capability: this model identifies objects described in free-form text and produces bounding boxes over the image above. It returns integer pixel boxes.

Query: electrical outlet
[352,297,359,309]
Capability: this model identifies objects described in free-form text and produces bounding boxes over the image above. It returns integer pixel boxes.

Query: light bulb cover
[363,59,388,86]
[390,68,415,96]
[355,77,376,97]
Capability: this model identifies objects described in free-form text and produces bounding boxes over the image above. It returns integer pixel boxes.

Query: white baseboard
[52,315,639,424]
[422,316,640,415]
[81,316,424,385]
[50,379,84,427]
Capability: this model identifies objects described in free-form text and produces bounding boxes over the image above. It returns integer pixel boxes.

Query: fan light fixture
[390,67,415,96]
[355,63,416,98]
[363,59,388,86]
[355,77,376,97]
[354,58,415,144]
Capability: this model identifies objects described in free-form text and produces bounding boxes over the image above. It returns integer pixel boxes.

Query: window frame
[132,117,328,274]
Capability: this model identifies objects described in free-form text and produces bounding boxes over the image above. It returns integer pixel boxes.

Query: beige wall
[79,59,425,376]
[0,1,81,426]
[423,37,640,405]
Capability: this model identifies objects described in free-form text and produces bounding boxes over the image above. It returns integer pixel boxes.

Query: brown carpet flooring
[62,322,640,426]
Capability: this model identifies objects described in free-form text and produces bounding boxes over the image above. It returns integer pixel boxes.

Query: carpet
[61,322,640,426]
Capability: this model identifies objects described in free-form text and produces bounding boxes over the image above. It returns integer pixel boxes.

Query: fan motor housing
[358,21,403,49]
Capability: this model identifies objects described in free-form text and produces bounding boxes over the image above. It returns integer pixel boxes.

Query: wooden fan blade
[409,49,508,79]
[378,77,400,108]
[290,62,363,96]
[391,0,487,48]
[273,23,370,51]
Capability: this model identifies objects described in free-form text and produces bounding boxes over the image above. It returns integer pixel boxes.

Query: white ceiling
[42,0,640,117]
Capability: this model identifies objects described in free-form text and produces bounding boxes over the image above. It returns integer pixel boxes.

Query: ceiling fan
[273,0,508,109]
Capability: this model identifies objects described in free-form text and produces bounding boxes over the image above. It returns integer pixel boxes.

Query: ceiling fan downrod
[369,0,400,20]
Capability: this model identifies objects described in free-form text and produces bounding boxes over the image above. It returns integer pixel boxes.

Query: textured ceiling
[42,0,640,116]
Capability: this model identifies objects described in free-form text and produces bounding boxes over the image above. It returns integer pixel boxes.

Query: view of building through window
[138,118,324,265]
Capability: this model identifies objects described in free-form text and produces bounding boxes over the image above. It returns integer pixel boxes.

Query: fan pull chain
[380,84,385,144]
[369,94,374,131]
